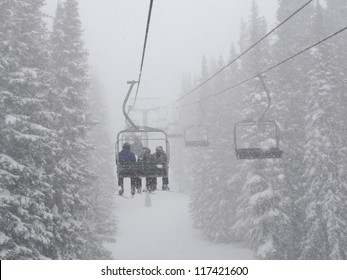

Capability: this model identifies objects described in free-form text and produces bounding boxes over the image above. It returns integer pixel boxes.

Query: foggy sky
[44,0,278,132]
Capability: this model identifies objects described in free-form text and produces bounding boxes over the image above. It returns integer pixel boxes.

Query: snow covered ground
[106,187,253,260]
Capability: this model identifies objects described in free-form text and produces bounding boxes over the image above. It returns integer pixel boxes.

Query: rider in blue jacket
[118,142,137,195]
[119,142,136,163]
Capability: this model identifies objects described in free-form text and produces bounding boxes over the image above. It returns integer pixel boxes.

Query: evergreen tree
[267,0,316,259]
[0,0,12,124]
[87,71,117,248]
[189,48,242,242]
[49,0,108,259]
[188,56,213,231]
[171,63,204,196]
[0,0,58,259]
[300,2,347,259]
[325,0,347,163]
[170,72,195,192]
[0,0,115,259]
[231,0,293,259]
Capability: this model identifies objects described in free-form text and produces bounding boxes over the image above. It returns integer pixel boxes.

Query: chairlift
[184,101,209,147]
[167,107,184,139]
[184,125,209,147]
[115,81,170,193]
[234,121,282,159]
[233,75,283,159]
[116,127,170,178]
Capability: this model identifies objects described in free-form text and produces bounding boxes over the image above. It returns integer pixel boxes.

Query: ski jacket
[138,150,152,162]
[118,149,136,163]
[151,151,167,163]
[131,139,143,157]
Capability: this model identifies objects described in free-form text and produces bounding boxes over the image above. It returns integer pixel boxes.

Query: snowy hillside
[107,189,253,260]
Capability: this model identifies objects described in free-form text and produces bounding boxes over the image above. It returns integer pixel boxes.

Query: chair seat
[236,147,282,159]
[118,162,168,178]
[185,140,210,147]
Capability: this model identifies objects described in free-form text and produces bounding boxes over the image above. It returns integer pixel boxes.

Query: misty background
[44,0,278,131]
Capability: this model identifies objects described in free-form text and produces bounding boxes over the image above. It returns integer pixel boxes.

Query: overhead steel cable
[171,0,314,106]
[132,0,154,108]
[177,26,347,108]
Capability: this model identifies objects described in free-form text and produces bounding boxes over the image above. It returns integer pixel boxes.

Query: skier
[119,142,136,163]
[130,135,143,158]
[151,146,169,190]
[138,147,152,162]
[138,147,156,192]
[118,142,137,196]
[130,136,143,192]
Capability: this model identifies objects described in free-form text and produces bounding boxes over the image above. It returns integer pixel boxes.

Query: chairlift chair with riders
[184,101,210,147]
[233,75,283,159]
[115,81,170,193]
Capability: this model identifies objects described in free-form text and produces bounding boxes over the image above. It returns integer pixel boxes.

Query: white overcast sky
[44,0,278,131]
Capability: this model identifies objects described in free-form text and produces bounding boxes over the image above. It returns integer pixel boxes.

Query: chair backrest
[233,120,282,159]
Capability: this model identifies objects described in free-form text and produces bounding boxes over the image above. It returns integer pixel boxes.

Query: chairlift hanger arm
[168,106,181,126]
[258,74,271,122]
[198,101,206,126]
[123,81,138,129]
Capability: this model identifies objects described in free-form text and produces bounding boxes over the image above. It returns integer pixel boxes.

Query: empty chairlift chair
[167,107,184,139]
[184,101,210,147]
[233,75,283,160]
[184,125,209,147]
[233,121,282,159]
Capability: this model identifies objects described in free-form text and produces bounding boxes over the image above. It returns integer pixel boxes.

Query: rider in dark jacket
[138,147,155,191]
[118,142,137,195]
[151,146,169,191]
[138,147,152,162]
[151,146,168,162]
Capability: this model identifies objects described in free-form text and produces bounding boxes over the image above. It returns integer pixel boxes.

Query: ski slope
[107,188,253,260]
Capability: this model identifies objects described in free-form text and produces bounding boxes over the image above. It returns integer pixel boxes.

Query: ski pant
[163,177,169,185]
[133,178,142,190]
[145,177,169,189]
[146,177,156,191]
[118,177,141,189]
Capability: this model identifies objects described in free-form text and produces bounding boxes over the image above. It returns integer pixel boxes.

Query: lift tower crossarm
[129,105,161,147]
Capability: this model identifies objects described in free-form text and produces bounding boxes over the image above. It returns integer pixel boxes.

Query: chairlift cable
[177,26,347,108]
[133,0,154,109]
[170,0,314,106]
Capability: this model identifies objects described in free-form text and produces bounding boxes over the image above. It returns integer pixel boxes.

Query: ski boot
[148,184,155,193]
[162,177,169,190]
[131,186,136,196]
[118,186,124,196]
